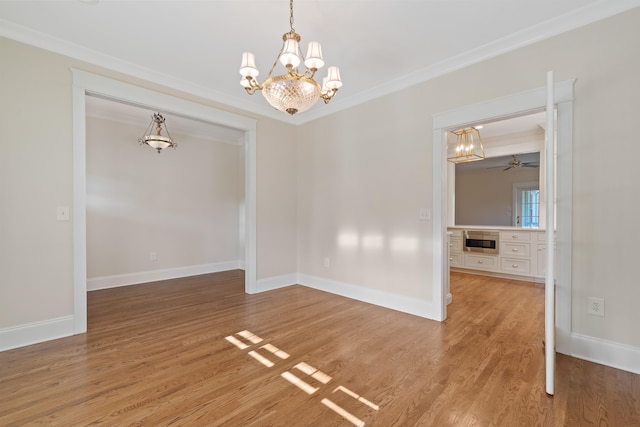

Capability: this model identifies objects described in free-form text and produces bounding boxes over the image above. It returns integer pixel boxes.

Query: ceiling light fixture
[239,0,342,115]
[447,127,485,163]
[139,113,176,154]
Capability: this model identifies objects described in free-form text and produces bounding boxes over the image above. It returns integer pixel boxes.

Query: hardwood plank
[0,270,638,426]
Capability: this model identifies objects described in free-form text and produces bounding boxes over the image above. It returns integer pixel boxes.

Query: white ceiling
[1,0,638,126]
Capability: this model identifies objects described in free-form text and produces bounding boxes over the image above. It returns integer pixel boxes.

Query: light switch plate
[57,206,70,221]
[419,208,431,221]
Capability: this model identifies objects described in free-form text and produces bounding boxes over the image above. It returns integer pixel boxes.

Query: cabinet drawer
[464,254,498,271]
[500,231,531,241]
[449,237,462,254]
[449,253,463,267]
[500,258,531,274]
[501,242,530,258]
[449,229,463,237]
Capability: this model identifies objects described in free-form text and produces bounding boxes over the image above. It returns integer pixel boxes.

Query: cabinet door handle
[478,260,484,264]
[512,248,519,252]
[449,257,453,261]
[512,264,519,268]
[512,235,519,239]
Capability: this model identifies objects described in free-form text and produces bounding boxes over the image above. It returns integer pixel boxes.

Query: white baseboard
[297,273,435,320]
[256,273,297,292]
[570,332,640,375]
[87,260,242,291]
[0,315,75,352]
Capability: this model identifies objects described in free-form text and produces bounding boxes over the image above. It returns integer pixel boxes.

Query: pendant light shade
[139,113,176,154]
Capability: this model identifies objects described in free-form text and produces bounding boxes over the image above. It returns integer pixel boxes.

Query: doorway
[84,95,245,291]
[431,80,574,355]
[72,70,258,335]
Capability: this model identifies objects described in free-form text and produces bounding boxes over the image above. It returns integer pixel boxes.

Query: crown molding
[2,0,639,126]
[294,0,640,124]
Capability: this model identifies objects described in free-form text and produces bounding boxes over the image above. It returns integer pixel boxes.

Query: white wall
[86,115,242,281]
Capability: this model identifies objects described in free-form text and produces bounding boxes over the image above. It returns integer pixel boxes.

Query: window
[514,182,540,228]
[520,189,540,227]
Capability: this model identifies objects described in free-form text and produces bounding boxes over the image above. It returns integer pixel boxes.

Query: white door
[544,71,556,395]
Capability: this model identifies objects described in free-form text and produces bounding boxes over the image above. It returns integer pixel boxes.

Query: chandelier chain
[289,0,295,32]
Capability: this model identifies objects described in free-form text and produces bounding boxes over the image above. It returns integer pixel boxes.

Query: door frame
[71,70,258,334]
[431,79,574,355]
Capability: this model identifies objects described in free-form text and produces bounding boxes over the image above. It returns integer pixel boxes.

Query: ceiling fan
[489,154,539,171]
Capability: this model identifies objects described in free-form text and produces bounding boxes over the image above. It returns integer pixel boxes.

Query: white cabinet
[537,244,547,277]
[464,253,498,271]
[500,257,531,275]
[448,229,463,268]
[536,232,556,277]
[449,227,547,281]
[499,231,533,275]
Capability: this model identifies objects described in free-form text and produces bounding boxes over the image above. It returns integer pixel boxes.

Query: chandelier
[239,0,342,115]
[139,113,176,154]
[447,127,485,163]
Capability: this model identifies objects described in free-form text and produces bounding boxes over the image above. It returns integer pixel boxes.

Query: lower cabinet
[464,253,498,271]
[449,227,547,281]
[500,257,531,275]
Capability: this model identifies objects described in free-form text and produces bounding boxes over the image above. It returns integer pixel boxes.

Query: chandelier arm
[320,88,338,103]
[302,68,317,79]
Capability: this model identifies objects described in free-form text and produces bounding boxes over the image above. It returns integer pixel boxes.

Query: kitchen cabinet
[449,227,548,281]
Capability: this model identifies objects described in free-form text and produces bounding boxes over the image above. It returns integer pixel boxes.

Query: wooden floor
[1,270,638,426]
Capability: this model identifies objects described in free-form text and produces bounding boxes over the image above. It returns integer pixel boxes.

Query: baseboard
[297,273,435,320]
[87,260,242,291]
[0,315,75,352]
[256,273,297,292]
[570,332,640,375]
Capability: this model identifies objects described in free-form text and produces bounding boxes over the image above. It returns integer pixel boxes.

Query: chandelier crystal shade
[446,127,485,163]
[239,0,342,115]
[139,113,176,154]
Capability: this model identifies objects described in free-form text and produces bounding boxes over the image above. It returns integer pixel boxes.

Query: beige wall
[0,37,298,330]
[297,8,640,348]
[86,116,242,278]
[256,119,298,279]
[2,7,640,355]
[455,167,539,226]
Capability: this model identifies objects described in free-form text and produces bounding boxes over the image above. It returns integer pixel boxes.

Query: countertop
[448,225,545,231]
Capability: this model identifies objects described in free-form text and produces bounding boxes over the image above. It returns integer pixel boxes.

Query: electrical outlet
[150,252,157,261]
[587,297,604,316]
[323,257,330,268]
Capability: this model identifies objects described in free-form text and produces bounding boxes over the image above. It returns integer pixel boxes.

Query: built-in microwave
[463,230,499,254]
